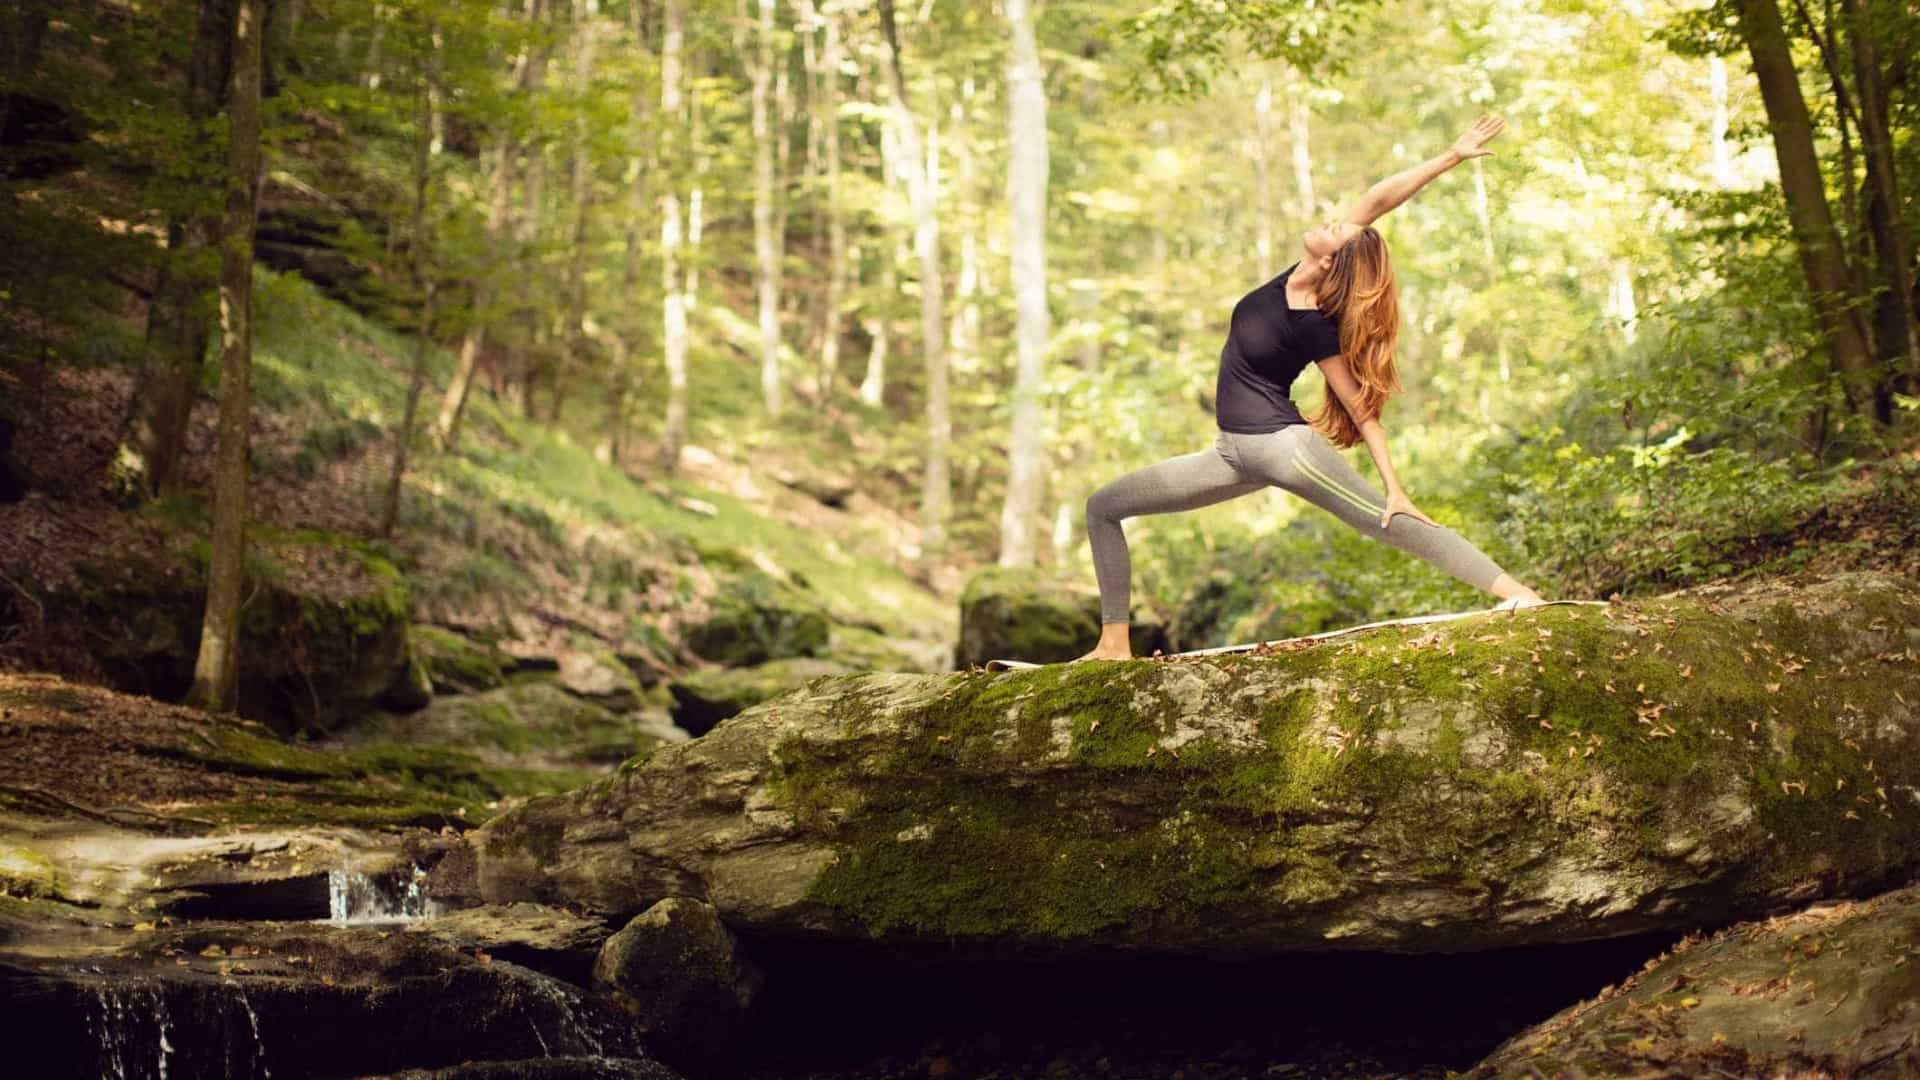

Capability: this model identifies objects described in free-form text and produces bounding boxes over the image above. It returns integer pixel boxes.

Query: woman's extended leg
[1231,427,1532,598]
[1083,436,1263,655]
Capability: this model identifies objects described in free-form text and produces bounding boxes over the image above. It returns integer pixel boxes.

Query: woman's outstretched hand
[1450,114,1506,160]
[1380,491,1437,530]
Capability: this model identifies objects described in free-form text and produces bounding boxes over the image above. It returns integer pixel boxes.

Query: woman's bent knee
[1086,486,1123,526]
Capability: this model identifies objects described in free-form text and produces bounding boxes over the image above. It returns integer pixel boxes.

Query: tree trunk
[685,78,706,310]
[1253,76,1274,280]
[1288,87,1314,224]
[186,0,264,713]
[1708,56,1733,187]
[1734,0,1881,422]
[819,5,848,398]
[1470,157,1510,382]
[435,141,512,451]
[554,0,601,426]
[507,2,553,417]
[605,0,654,465]
[751,0,783,415]
[1842,0,1919,390]
[659,0,689,474]
[876,0,948,556]
[114,0,241,501]
[379,22,439,540]
[0,0,54,181]
[998,0,1049,568]
[948,86,980,382]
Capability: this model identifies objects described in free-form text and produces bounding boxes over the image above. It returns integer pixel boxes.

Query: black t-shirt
[1213,262,1343,433]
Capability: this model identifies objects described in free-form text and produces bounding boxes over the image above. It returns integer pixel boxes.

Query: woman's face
[1304,220,1362,261]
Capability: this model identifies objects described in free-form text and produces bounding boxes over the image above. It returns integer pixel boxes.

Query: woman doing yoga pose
[1077,115,1546,662]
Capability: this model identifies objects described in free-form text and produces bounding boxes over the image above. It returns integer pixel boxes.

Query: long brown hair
[1305,226,1402,449]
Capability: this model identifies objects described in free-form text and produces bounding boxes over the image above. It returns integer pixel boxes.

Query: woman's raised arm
[1337,114,1507,227]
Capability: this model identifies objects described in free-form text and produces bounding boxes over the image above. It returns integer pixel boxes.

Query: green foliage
[1114,0,1383,99]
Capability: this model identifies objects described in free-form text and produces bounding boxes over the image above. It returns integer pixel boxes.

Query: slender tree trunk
[819,5,848,398]
[554,0,600,426]
[114,0,240,501]
[1253,76,1274,280]
[381,23,439,539]
[509,20,552,419]
[1842,0,1919,389]
[659,0,690,474]
[1708,56,1734,187]
[439,0,545,445]
[998,0,1049,568]
[1288,87,1314,224]
[751,0,783,415]
[436,141,513,450]
[187,0,264,713]
[876,0,949,558]
[0,0,54,181]
[1470,157,1510,382]
[1734,0,1881,422]
[685,78,706,310]
[604,0,654,466]
[948,85,980,381]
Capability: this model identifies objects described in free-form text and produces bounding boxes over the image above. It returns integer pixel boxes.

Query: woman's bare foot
[1488,573,1546,609]
[1074,622,1135,662]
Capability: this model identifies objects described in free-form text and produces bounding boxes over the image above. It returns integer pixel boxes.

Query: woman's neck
[1286,261,1325,307]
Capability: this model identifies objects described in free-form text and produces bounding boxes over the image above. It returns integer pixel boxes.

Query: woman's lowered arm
[1316,353,1437,529]
[1338,114,1507,227]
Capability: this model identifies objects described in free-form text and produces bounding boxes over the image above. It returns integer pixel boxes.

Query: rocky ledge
[457,570,1920,954]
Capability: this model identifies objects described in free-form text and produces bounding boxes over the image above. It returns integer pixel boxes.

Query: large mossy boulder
[668,658,853,737]
[956,566,1169,667]
[683,571,830,667]
[52,531,412,734]
[1469,882,1920,1077]
[462,571,1920,955]
[411,624,511,694]
[340,679,682,773]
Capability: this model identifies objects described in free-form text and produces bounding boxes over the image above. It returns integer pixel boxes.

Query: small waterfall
[327,863,436,926]
[234,986,271,1079]
[83,983,182,1080]
[154,991,173,1080]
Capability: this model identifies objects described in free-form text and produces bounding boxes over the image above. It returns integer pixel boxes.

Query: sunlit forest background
[3,0,1918,686]
[4,2,1920,1075]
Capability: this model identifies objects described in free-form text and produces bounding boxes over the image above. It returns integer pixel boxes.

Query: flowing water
[326,862,436,926]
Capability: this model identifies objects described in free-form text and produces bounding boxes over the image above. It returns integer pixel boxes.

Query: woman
[1077,114,1546,662]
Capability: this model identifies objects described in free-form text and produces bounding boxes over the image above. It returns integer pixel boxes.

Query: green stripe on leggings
[1294,452,1383,516]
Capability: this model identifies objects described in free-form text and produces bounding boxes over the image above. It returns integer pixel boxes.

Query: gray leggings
[1085,425,1508,624]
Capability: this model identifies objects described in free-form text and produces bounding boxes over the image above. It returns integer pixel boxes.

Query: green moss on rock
[412,624,510,694]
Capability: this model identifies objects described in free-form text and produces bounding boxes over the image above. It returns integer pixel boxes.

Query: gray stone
[668,658,853,736]
[957,565,1168,667]
[1468,881,1920,1077]
[592,897,764,1072]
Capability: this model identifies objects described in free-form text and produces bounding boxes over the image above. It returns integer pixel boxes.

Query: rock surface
[411,902,612,984]
[668,658,853,737]
[461,571,1920,954]
[2,920,678,1079]
[593,897,765,1072]
[39,536,412,734]
[1469,881,1920,1078]
[335,678,682,774]
[956,566,1169,667]
[683,571,830,667]
[412,623,512,694]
